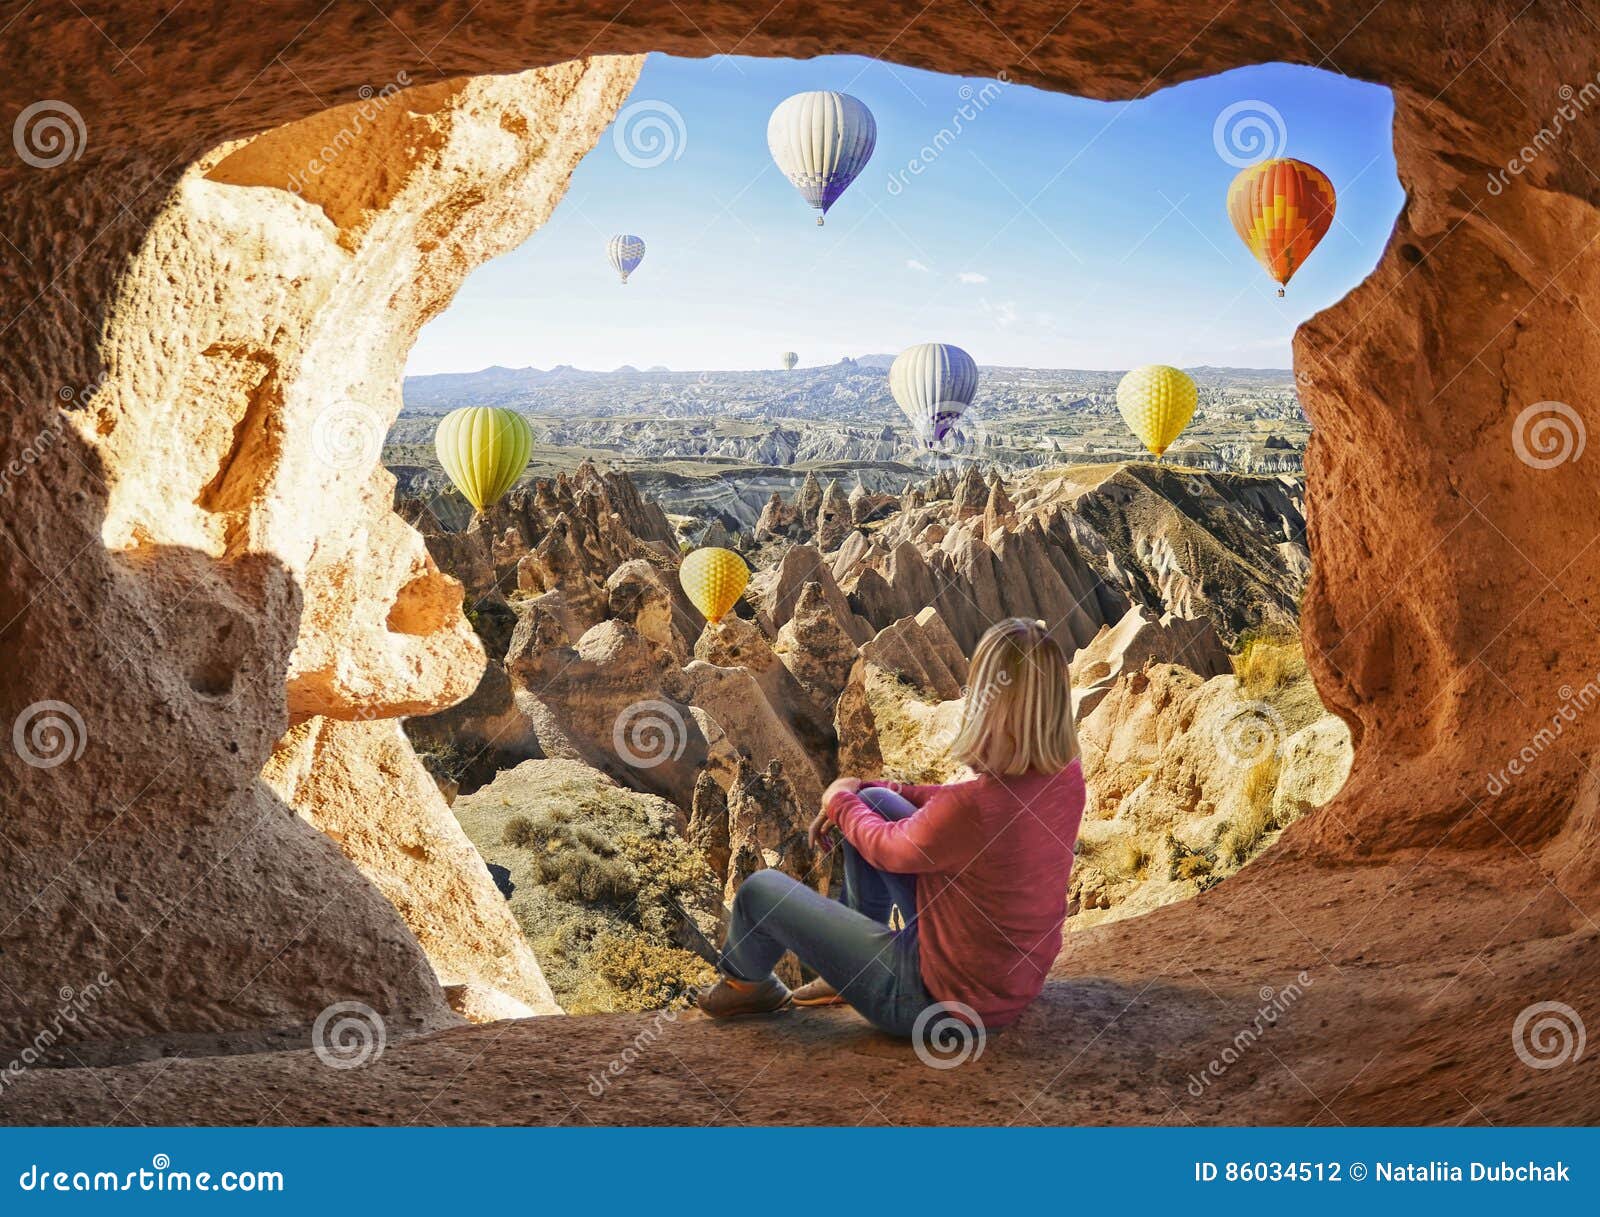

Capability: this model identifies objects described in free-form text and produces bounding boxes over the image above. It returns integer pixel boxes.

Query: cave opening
[9,0,1600,1127]
[369,53,1402,1016]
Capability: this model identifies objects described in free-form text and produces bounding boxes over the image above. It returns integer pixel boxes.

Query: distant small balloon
[435,406,534,510]
[680,547,750,625]
[781,351,799,370]
[767,91,876,226]
[607,234,646,284]
[888,343,979,446]
[1115,365,1197,458]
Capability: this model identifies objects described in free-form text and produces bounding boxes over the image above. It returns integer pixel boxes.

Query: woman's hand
[821,776,862,807]
[810,778,861,852]
[807,809,834,852]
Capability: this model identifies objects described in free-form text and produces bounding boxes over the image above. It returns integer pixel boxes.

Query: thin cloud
[906,259,931,272]
[981,297,1019,327]
[957,271,988,283]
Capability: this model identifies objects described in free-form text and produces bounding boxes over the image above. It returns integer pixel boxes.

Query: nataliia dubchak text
[1373,1161,1570,1183]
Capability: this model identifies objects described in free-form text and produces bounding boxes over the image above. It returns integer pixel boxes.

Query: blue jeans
[719,787,936,1038]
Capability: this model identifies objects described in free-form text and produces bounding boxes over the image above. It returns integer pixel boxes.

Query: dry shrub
[1232,629,1307,698]
[1165,832,1215,884]
[1221,753,1282,865]
[580,933,716,1013]
[1109,839,1151,881]
[498,808,638,905]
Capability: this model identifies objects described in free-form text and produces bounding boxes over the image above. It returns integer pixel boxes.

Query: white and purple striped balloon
[607,234,646,284]
[889,343,979,445]
[767,92,876,226]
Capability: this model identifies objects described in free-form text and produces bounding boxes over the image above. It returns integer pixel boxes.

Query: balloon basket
[1276,288,1285,297]
[816,217,824,227]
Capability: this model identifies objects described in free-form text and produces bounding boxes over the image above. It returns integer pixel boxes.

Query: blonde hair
[949,618,1079,777]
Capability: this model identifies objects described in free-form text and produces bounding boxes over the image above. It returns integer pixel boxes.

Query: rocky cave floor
[8,849,1597,1126]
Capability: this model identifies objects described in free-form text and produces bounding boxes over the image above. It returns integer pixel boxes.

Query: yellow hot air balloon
[1116,365,1197,458]
[434,406,534,510]
[680,546,749,625]
[1227,158,1336,296]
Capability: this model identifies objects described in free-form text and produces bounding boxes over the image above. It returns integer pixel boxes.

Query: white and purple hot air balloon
[767,91,877,226]
[607,234,646,284]
[889,343,979,446]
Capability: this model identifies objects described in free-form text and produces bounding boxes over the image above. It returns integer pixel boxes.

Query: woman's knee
[859,785,916,818]
[733,867,800,912]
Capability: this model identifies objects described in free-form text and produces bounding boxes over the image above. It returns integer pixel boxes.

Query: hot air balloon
[435,406,534,510]
[1115,365,1197,458]
[781,351,799,371]
[607,234,646,284]
[767,91,876,226]
[1227,158,1335,296]
[680,546,749,625]
[888,343,979,446]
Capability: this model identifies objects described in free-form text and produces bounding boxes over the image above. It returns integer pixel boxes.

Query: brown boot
[697,974,791,1018]
[790,977,846,1007]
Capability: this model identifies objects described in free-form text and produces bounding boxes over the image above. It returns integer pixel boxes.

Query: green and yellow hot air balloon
[1115,365,1197,458]
[434,406,534,510]
[680,546,749,625]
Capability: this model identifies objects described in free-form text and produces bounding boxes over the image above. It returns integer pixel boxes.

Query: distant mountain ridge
[403,360,1297,413]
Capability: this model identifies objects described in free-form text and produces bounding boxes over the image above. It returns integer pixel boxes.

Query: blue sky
[406,54,1402,375]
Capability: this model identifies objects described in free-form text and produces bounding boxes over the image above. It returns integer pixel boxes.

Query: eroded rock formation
[0,56,643,1046]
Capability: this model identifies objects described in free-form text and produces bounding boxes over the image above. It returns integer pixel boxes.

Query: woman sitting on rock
[699,616,1086,1039]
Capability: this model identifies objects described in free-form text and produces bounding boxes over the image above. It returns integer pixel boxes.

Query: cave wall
[3,1,1597,1046]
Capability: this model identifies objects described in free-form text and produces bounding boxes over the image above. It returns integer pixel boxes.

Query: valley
[390,444,1346,1014]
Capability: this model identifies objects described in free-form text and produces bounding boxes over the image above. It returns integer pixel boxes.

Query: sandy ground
[6,849,1597,1126]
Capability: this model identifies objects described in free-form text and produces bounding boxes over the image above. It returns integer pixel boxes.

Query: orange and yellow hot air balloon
[680,546,749,625]
[1227,158,1336,296]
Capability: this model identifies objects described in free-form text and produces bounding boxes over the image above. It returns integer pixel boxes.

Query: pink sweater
[826,760,1086,1027]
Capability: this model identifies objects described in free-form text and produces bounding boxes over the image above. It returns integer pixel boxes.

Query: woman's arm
[857,779,945,808]
[826,786,981,874]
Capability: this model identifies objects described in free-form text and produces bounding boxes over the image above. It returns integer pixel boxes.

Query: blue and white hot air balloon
[767,92,876,226]
[888,343,979,445]
[607,234,646,284]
